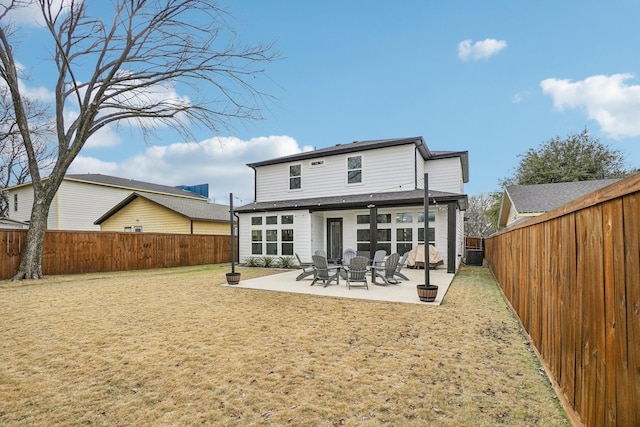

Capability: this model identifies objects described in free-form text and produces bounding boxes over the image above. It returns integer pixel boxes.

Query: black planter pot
[416,284,438,302]
[226,272,241,285]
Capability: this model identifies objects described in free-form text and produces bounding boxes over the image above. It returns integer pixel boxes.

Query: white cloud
[540,73,640,139]
[69,135,312,204]
[1,0,71,26]
[457,38,507,61]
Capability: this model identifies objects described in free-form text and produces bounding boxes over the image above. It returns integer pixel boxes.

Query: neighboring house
[94,192,232,235]
[498,179,621,228]
[0,217,30,229]
[5,174,210,231]
[235,137,469,273]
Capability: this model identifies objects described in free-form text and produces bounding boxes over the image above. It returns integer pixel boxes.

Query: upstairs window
[289,164,301,190]
[347,156,362,184]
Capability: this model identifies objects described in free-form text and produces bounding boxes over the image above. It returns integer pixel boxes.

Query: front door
[327,218,343,263]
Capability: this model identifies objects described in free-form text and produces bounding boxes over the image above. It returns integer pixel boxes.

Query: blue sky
[5,0,640,205]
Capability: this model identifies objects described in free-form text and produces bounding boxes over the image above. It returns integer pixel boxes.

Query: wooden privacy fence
[485,173,640,427]
[1,230,237,280]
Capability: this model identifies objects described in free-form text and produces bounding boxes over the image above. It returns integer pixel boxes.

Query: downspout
[414,146,418,189]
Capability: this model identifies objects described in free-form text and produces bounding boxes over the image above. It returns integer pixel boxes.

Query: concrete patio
[222,266,456,305]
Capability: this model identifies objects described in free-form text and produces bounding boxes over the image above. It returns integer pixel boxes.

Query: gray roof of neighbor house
[6,173,207,200]
[505,179,621,214]
[235,189,468,213]
[246,137,469,183]
[94,192,230,225]
[66,174,208,199]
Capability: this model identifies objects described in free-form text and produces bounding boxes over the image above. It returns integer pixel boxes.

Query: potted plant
[416,284,438,302]
[226,271,241,285]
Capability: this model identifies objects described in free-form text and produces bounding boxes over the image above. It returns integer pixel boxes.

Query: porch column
[447,202,456,273]
[368,204,377,258]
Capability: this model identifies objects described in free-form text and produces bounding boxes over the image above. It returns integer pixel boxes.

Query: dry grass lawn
[0,264,568,426]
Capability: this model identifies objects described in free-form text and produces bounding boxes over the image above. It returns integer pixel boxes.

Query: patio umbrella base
[226,272,241,285]
[416,284,438,302]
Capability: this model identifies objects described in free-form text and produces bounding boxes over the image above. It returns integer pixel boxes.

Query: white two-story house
[235,137,469,273]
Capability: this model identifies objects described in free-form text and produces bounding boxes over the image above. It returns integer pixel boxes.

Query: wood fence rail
[485,173,640,427]
[1,230,236,280]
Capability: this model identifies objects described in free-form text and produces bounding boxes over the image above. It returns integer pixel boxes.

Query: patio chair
[314,249,327,258]
[371,249,387,267]
[344,255,368,290]
[342,248,357,267]
[295,253,316,281]
[310,254,340,287]
[393,252,410,281]
[371,252,400,285]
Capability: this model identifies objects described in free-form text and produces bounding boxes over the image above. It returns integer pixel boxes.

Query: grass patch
[0,265,568,426]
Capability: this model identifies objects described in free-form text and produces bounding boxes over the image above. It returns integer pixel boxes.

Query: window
[266,230,278,255]
[281,229,294,255]
[418,227,436,245]
[396,213,413,223]
[356,228,370,253]
[289,164,301,190]
[250,213,294,257]
[356,214,370,224]
[418,211,436,223]
[13,194,18,211]
[377,214,391,224]
[357,229,370,241]
[133,226,142,232]
[396,228,412,255]
[376,228,391,253]
[347,155,362,184]
[124,226,132,232]
[281,215,294,224]
[251,230,263,255]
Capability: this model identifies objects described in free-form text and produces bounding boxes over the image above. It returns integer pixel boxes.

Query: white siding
[310,212,324,254]
[424,157,464,193]
[7,186,34,223]
[255,144,418,202]
[54,181,133,230]
[7,179,206,231]
[238,214,252,262]
[456,210,464,269]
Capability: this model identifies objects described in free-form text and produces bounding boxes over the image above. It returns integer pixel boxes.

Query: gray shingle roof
[235,189,468,213]
[505,179,621,214]
[66,174,207,199]
[95,192,230,224]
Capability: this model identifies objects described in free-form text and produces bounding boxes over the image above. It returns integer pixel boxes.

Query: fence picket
[0,230,236,280]
[485,173,640,427]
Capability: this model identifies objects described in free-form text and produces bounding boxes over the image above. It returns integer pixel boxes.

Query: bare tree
[0,86,55,216]
[464,193,497,237]
[0,0,278,279]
